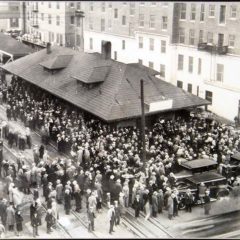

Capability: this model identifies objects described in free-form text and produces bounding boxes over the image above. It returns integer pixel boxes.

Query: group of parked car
[175,152,240,210]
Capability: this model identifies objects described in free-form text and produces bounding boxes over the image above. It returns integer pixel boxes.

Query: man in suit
[185,189,194,212]
[87,207,95,232]
[107,205,115,234]
[133,194,141,218]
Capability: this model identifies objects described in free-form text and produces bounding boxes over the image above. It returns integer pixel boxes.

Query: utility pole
[140,79,146,167]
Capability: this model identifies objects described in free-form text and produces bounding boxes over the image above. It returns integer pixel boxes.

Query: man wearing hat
[133,194,141,218]
[114,200,120,226]
[204,189,211,215]
[107,205,115,234]
[87,206,95,232]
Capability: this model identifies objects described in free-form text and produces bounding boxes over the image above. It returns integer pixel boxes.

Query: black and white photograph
[0,1,239,239]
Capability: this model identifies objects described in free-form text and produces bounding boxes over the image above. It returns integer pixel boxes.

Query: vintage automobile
[221,152,240,178]
[175,158,230,210]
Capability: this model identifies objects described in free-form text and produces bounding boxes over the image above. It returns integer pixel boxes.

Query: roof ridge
[106,63,128,120]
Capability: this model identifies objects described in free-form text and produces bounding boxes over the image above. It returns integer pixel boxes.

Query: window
[70,16,74,24]
[90,2,93,11]
[139,36,143,48]
[114,51,117,60]
[101,2,105,12]
[77,2,81,10]
[162,16,168,30]
[108,19,112,29]
[122,40,125,50]
[76,17,80,27]
[179,28,185,44]
[198,58,202,75]
[76,34,81,46]
[108,3,112,8]
[216,64,224,82]
[114,9,118,18]
[160,64,165,78]
[188,56,193,73]
[190,4,196,20]
[139,14,144,27]
[229,34,235,47]
[187,84,192,93]
[230,5,237,18]
[130,3,135,15]
[149,38,154,51]
[219,5,226,24]
[90,38,93,50]
[56,2,60,9]
[151,2,157,6]
[209,5,215,17]
[101,18,105,31]
[48,14,51,24]
[70,2,74,8]
[27,12,29,20]
[199,30,204,43]
[56,15,60,26]
[177,80,183,88]
[180,3,187,20]
[89,18,93,30]
[200,4,205,21]
[149,62,154,69]
[189,29,195,45]
[205,91,213,104]
[41,13,44,21]
[10,18,19,28]
[150,15,156,29]
[139,59,143,65]
[161,40,166,53]
[48,2,51,8]
[123,2,127,5]
[122,16,126,25]
[140,2,145,6]
[162,2,168,7]
[178,54,184,70]
[207,32,213,44]
[60,34,63,45]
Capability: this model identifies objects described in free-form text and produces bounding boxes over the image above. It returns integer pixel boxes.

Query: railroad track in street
[0,104,174,238]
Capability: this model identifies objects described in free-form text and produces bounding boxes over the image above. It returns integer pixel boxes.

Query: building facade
[24,1,84,48]
[81,1,240,122]
[0,1,22,32]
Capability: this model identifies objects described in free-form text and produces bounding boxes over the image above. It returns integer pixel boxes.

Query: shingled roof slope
[1,46,209,122]
[0,33,33,57]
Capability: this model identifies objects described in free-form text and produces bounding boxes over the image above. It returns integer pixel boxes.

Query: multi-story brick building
[0,1,22,32]
[81,1,240,122]
[24,1,84,48]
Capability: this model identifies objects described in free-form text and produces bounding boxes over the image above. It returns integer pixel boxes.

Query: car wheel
[217,189,229,199]
[178,201,186,210]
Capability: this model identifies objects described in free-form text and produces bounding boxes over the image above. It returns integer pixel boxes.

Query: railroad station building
[1,44,209,127]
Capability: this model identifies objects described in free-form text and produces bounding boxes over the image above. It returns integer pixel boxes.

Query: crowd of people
[0,75,239,236]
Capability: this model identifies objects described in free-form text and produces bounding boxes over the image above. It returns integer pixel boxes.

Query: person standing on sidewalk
[87,206,95,232]
[133,194,141,218]
[45,208,54,234]
[64,189,71,215]
[108,205,115,235]
[31,212,40,238]
[114,200,120,226]
[15,209,23,236]
[185,189,193,213]
[6,203,15,233]
[204,190,211,215]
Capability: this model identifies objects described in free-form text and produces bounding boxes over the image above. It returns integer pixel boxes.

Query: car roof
[231,152,240,161]
[186,171,226,184]
[180,158,217,170]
